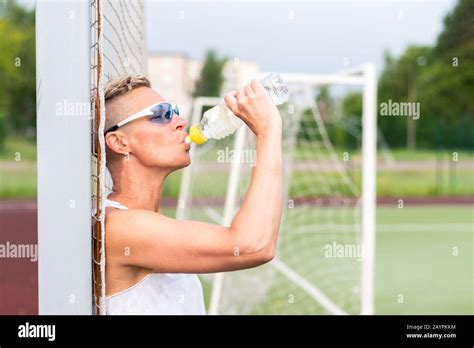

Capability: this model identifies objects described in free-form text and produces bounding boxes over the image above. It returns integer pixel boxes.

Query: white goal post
[177,65,377,315]
[36,0,147,315]
[36,0,92,315]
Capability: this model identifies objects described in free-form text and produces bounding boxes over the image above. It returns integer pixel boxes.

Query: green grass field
[0,137,37,199]
[168,205,472,315]
[374,205,472,314]
[1,137,473,198]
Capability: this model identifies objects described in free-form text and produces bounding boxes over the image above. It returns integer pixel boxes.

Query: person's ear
[105,132,130,156]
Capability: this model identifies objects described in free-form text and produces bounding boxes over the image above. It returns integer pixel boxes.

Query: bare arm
[221,79,284,263]
[106,80,283,273]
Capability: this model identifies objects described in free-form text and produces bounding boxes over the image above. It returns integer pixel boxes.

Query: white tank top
[105,199,206,315]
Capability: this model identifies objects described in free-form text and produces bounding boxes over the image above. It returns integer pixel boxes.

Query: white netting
[90,0,147,315]
[180,82,368,314]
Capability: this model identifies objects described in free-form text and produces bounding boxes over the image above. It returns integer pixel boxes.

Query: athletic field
[188,204,473,315]
[0,202,472,314]
[0,139,472,314]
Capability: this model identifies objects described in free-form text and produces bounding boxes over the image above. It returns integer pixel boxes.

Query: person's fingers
[224,90,238,114]
[251,79,266,95]
[244,83,255,98]
[236,89,247,106]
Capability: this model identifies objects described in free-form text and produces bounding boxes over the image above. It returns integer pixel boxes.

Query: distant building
[148,52,198,120]
[148,52,259,122]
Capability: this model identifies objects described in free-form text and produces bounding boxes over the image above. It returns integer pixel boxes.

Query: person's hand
[224,80,281,137]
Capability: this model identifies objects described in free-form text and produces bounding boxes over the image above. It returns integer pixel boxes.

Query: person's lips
[181,133,189,143]
[181,133,191,150]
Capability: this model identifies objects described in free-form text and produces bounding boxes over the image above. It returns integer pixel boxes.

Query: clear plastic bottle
[185,73,290,144]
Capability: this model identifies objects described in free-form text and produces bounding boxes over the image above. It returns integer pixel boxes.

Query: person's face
[108,87,191,171]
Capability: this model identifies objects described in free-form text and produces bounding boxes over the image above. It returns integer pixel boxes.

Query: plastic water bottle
[185,73,290,144]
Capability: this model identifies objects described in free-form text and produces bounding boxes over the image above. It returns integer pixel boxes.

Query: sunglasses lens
[150,103,174,124]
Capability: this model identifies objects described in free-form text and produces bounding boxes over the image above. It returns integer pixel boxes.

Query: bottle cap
[187,124,207,145]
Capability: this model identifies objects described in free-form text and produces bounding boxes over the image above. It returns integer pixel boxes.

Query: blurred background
[0,0,472,314]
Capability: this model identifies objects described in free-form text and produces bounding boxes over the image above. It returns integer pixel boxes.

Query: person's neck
[108,161,170,213]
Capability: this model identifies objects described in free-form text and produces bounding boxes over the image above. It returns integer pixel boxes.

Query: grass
[388,148,474,161]
[355,169,474,197]
[0,136,472,199]
[0,137,37,199]
[167,167,474,200]
[191,205,472,314]
[0,136,37,161]
[293,144,474,162]
[0,166,37,199]
[1,161,473,199]
[374,206,473,314]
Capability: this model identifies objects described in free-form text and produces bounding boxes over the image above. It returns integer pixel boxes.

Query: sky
[145,0,456,75]
[15,0,456,75]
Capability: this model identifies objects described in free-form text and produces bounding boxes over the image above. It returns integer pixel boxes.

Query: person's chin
[183,154,191,167]
[177,153,191,168]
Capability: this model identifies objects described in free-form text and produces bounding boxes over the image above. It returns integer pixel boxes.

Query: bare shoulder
[105,208,166,241]
[105,207,155,227]
[104,208,161,263]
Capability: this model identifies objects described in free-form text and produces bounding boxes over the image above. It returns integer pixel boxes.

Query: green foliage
[377,0,474,150]
[435,0,474,58]
[378,45,432,148]
[0,0,36,150]
[0,112,6,152]
[193,50,227,97]
[342,92,362,118]
[298,87,332,140]
[298,88,362,150]
[339,92,363,149]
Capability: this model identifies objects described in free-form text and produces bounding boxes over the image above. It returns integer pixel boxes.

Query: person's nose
[174,115,187,130]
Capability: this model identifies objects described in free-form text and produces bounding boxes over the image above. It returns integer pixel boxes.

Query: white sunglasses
[105,102,180,134]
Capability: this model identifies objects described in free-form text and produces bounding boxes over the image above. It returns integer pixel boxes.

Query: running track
[0,200,37,314]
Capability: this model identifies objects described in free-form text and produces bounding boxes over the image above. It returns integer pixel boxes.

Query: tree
[378,46,432,149]
[0,0,36,149]
[424,0,474,149]
[340,92,363,149]
[193,50,226,98]
[377,0,474,150]
[435,0,474,59]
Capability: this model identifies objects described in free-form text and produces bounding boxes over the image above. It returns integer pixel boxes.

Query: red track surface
[0,200,38,314]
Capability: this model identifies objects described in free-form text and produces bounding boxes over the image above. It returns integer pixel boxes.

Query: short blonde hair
[103,75,151,132]
[103,75,152,172]
[104,75,151,102]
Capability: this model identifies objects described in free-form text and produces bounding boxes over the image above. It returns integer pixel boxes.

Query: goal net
[177,68,377,315]
[90,0,147,315]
